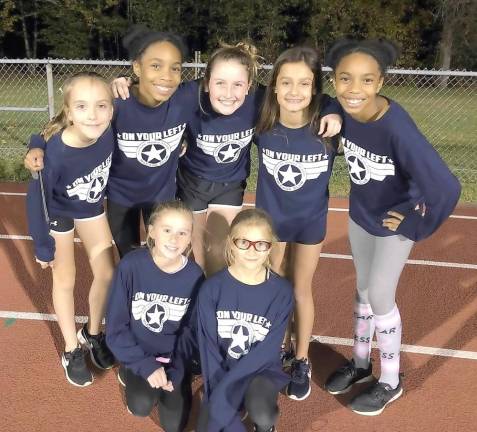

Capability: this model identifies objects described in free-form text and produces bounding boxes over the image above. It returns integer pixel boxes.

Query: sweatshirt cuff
[29,134,46,150]
[134,357,163,381]
[35,238,55,263]
[395,210,423,240]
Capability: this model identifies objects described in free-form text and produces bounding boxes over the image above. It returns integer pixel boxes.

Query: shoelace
[337,362,356,378]
[291,360,309,382]
[368,383,388,401]
[89,332,106,348]
[69,347,86,365]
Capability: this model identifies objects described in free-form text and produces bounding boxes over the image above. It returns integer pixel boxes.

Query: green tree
[307,0,434,67]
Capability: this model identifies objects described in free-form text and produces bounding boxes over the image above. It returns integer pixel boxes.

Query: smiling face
[206,59,251,115]
[133,41,182,107]
[229,223,272,271]
[275,61,315,120]
[333,52,384,122]
[66,78,113,144]
[148,210,192,261]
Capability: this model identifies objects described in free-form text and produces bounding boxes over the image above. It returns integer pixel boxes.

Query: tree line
[1,0,476,70]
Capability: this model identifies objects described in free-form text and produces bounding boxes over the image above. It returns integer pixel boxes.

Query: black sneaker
[117,364,126,387]
[61,346,93,387]
[253,426,276,432]
[286,358,311,401]
[77,324,115,370]
[349,380,403,416]
[280,344,295,369]
[325,359,373,395]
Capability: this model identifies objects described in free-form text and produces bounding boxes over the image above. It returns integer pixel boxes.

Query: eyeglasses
[233,238,272,252]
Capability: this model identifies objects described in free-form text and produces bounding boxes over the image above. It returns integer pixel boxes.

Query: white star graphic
[89,178,103,198]
[348,157,366,178]
[230,326,249,351]
[323,154,329,160]
[147,305,165,326]
[279,165,301,185]
[219,144,239,161]
[143,145,165,163]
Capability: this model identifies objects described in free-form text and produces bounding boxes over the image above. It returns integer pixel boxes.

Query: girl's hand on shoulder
[382,211,405,232]
[35,257,53,269]
[147,367,168,389]
[111,77,132,100]
[319,113,342,138]
[24,148,45,172]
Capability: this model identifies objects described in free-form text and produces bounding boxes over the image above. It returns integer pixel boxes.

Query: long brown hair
[256,46,324,136]
[41,72,112,141]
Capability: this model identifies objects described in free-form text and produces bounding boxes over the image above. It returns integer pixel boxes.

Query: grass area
[1,72,476,201]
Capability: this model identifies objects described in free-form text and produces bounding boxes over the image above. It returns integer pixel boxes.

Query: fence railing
[1,59,476,200]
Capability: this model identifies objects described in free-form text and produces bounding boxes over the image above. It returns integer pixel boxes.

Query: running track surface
[1,183,476,432]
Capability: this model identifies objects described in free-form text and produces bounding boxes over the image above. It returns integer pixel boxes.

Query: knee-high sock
[352,302,375,369]
[374,304,402,389]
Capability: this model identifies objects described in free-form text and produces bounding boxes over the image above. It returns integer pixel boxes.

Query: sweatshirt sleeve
[392,118,461,241]
[26,166,57,263]
[197,283,227,399]
[105,264,162,380]
[205,285,294,430]
[166,272,205,388]
[28,133,47,150]
[320,94,343,118]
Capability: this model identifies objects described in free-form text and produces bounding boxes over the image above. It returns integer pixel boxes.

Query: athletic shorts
[49,209,105,234]
[274,212,327,245]
[176,168,246,213]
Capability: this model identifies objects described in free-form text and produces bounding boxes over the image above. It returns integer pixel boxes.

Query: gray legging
[348,217,414,315]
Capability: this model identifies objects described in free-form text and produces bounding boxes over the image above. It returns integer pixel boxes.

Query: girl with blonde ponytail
[26,71,116,387]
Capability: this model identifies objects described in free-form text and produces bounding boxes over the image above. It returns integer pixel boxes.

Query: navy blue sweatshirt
[341,100,461,241]
[197,268,293,431]
[26,129,114,262]
[180,86,264,183]
[106,248,204,386]
[108,82,197,207]
[255,122,336,244]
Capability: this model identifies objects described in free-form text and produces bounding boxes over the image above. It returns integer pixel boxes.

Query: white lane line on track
[311,335,477,360]
[244,202,477,220]
[1,234,475,269]
[319,253,477,270]
[1,310,475,360]
[1,192,476,219]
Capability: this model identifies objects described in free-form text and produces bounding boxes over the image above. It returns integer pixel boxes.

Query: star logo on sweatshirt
[345,152,370,185]
[86,174,107,203]
[142,303,169,333]
[228,322,252,359]
[273,160,306,191]
[137,141,170,167]
[214,141,242,163]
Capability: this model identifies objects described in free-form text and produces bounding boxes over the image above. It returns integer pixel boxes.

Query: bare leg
[75,214,114,335]
[270,242,293,349]
[191,211,208,271]
[51,230,77,351]
[290,242,323,359]
[205,205,242,276]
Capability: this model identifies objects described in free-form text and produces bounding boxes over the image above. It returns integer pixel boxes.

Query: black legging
[124,367,192,432]
[198,374,278,432]
[106,200,153,258]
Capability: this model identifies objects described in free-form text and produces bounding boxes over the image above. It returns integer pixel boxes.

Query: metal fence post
[46,62,55,120]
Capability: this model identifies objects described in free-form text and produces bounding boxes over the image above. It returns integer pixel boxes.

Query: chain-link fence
[1,59,476,200]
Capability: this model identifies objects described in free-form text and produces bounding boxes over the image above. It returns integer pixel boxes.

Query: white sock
[352,302,375,369]
[375,304,402,389]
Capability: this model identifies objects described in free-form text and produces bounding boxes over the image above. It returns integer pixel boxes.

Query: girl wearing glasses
[196,208,293,432]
